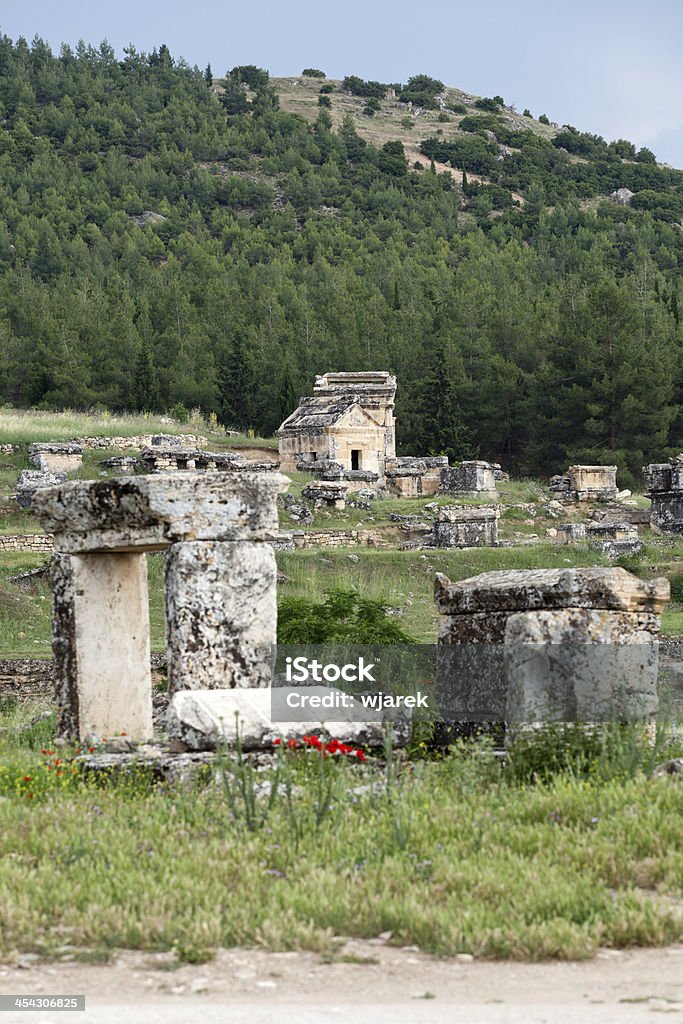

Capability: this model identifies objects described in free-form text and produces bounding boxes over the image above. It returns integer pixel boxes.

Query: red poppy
[88,747,95,753]
[287,739,297,749]
[24,775,31,782]
[273,738,282,746]
[355,750,366,762]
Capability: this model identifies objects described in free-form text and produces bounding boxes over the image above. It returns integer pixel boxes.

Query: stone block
[28,443,83,474]
[504,609,659,722]
[165,541,276,695]
[432,505,499,548]
[434,567,668,618]
[51,551,153,741]
[31,472,290,552]
[16,470,67,508]
[440,461,498,498]
[168,688,411,751]
[556,523,587,544]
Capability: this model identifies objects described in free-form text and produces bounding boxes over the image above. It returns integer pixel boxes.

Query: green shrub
[302,68,326,78]
[318,95,331,108]
[319,82,335,94]
[437,112,450,123]
[474,97,502,112]
[669,574,683,603]
[278,590,415,643]
[539,113,550,125]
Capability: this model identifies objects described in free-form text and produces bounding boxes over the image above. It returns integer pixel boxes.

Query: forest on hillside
[0,36,682,483]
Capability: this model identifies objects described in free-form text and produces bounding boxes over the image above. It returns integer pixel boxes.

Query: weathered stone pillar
[51,551,152,740]
[32,472,289,740]
[165,540,277,694]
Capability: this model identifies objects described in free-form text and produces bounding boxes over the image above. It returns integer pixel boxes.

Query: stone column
[165,540,277,695]
[51,551,152,741]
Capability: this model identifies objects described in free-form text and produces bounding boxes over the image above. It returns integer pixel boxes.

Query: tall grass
[0,721,681,963]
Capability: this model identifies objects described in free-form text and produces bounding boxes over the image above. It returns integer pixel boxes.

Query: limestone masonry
[32,472,289,740]
[550,465,618,502]
[435,567,668,725]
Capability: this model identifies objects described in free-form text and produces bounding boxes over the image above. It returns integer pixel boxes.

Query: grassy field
[0,702,681,964]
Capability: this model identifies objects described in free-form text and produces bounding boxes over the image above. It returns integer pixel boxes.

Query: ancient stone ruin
[644,455,683,534]
[32,472,288,741]
[301,480,348,508]
[138,447,276,474]
[556,523,587,544]
[384,456,447,497]
[550,465,618,502]
[15,469,67,508]
[435,567,668,725]
[28,442,83,474]
[440,460,499,499]
[278,371,397,478]
[432,505,499,548]
[586,522,643,559]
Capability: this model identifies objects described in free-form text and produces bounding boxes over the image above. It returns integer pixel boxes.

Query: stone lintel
[434,568,670,617]
[32,472,290,553]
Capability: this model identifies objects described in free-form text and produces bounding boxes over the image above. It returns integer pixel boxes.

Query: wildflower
[88,747,95,753]
[287,739,297,749]
[27,793,34,800]
[24,775,31,782]
[273,738,282,746]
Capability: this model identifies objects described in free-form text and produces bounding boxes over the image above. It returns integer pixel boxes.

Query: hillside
[0,38,681,482]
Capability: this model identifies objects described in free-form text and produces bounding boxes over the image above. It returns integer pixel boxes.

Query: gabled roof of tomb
[278,394,382,434]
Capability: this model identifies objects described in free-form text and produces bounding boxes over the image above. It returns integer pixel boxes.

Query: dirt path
[1,941,682,1023]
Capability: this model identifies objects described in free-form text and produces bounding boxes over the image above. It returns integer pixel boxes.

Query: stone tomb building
[278,372,396,477]
[32,472,288,741]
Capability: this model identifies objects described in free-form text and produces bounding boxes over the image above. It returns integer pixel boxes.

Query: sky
[2,0,683,167]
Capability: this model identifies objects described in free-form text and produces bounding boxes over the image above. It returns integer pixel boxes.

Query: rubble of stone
[440,461,499,499]
[138,446,278,474]
[72,433,207,450]
[168,688,411,752]
[556,523,587,544]
[610,187,634,206]
[15,469,67,508]
[301,480,348,508]
[0,443,16,454]
[435,567,668,725]
[586,521,643,559]
[384,456,447,498]
[32,472,289,740]
[644,455,683,534]
[98,455,140,472]
[28,442,83,474]
[550,465,618,502]
[432,505,499,548]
